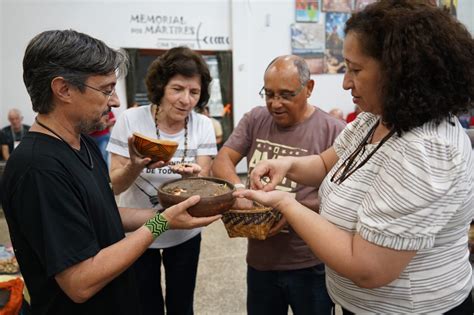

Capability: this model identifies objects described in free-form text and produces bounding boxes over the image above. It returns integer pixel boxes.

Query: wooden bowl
[157,177,235,217]
[133,132,178,162]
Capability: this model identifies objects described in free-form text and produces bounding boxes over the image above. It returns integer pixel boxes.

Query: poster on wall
[295,0,320,23]
[304,54,325,74]
[321,0,352,13]
[325,12,350,74]
[291,23,325,55]
[353,0,377,12]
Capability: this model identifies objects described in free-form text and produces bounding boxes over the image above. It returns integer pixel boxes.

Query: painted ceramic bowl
[133,132,178,162]
[157,177,236,217]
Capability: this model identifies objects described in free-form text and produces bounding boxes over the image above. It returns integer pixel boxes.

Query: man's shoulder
[247,106,269,116]
[311,107,346,130]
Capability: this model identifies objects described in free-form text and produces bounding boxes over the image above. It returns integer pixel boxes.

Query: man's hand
[267,217,288,237]
[161,195,221,229]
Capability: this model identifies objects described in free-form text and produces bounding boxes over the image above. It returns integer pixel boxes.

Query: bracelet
[234,183,246,189]
[144,212,169,239]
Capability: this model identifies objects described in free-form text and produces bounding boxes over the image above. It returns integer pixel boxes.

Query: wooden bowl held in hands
[157,177,236,217]
[133,132,178,162]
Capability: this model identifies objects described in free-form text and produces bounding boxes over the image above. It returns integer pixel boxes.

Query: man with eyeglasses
[1,29,219,315]
[212,55,345,315]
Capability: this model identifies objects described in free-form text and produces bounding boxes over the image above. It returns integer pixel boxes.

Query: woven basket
[222,206,282,240]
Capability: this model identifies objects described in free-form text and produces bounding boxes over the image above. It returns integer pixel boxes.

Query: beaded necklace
[154,104,188,164]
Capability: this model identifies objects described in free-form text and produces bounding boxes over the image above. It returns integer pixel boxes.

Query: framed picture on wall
[291,23,325,55]
[353,0,377,12]
[304,54,325,74]
[295,0,320,23]
[321,0,352,13]
[324,12,350,74]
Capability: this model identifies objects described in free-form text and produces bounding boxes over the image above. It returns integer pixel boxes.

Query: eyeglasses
[259,82,306,101]
[79,83,116,100]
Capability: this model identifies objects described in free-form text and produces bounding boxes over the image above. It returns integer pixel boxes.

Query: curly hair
[145,46,212,110]
[345,0,474,133]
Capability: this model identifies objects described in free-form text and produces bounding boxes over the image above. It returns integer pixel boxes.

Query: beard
[77,110,109,134]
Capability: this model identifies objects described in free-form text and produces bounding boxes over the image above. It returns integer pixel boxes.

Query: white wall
[1,0,473,128]
[0,0,231,126]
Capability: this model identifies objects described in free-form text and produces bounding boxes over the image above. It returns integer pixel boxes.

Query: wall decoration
[321,0,352,13]
[353,0,377,12]
[295,0,320,23]
[304,54,325,74]
[325,12,350,74]
[291,23,325,55]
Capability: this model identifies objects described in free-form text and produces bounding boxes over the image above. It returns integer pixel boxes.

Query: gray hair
[7,109,22,118]
[265,55,310,85]
[293,58,310,85]
[23,29,129,114]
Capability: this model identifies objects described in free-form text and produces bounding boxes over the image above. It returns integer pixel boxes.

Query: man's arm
[211,146,245,186]
[118,207,156,232]
[55,196,219,303]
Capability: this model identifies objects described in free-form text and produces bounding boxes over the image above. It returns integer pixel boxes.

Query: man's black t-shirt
[1,132,140,315]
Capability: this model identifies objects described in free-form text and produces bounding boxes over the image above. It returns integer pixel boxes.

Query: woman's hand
[169,163,202,177]
[233,189,295,212]
[231,197,254,210]
[129,136,167,170]
[249,157,294,191]
[161,195,221,229]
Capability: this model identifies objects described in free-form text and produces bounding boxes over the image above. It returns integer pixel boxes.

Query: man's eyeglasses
[79,83,116,100]
[259,81,307,101]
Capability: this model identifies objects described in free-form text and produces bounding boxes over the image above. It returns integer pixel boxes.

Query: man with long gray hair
[1,29,219,314]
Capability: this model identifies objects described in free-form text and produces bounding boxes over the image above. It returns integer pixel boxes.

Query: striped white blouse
[319,112,473,314]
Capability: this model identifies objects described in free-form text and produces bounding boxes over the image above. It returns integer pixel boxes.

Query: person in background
[345,105,360,123]
[196,105,223,146]
[108,46,217,315]
[212,55,345,315]
[328,108,344,120]
[238,1,473,313]
[0,130,5,161]
[89,110,115,165]
[1,29,219,315]
[1,109,31,160]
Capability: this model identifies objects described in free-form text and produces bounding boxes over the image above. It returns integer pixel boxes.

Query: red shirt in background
[90,111,115,137]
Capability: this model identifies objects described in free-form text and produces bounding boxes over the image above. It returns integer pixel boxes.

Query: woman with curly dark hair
[108,46,217,315]
[236,1,474,313]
